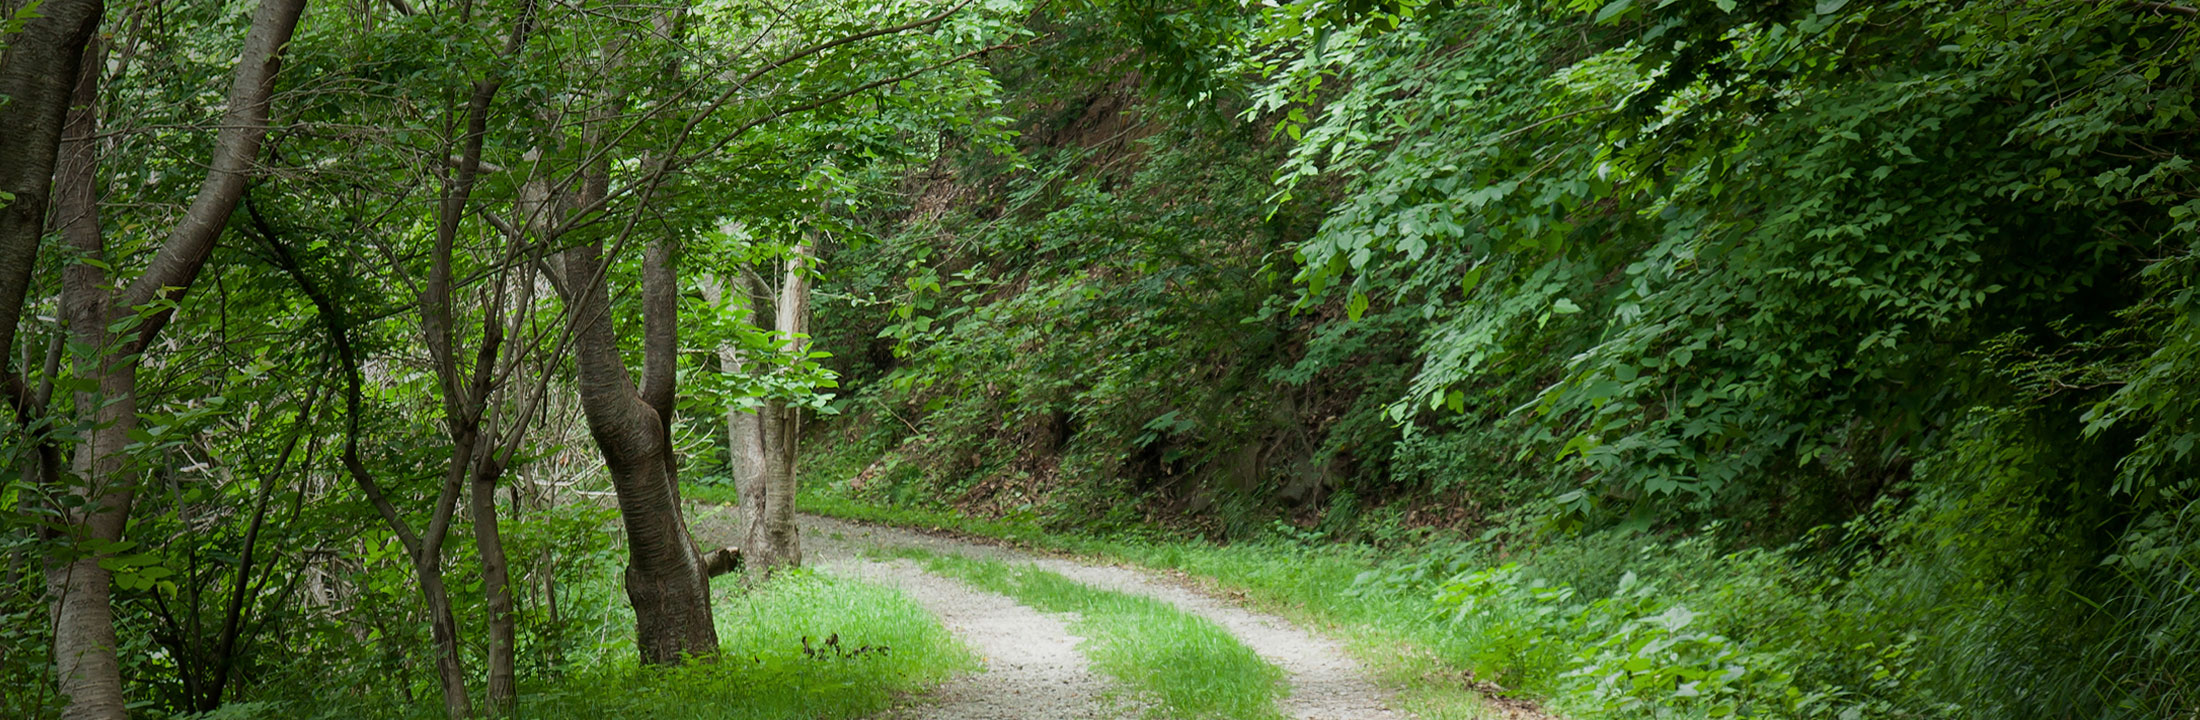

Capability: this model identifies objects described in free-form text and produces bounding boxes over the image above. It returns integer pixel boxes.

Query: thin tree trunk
[412,555,470,718]
[760,239,812,575]
[702,272,775,572]
[250,200,475,720]
[419,5,534,706]
[470,435,517,708]
[542,545,559,649]
[45,39,129,720]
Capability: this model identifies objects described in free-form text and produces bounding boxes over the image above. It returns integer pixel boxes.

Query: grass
[703,568,977,715]
[692,482,1547,718]
[1049,538,1540,720]
[281,568,973,720]
[869,545,1287,720]
[683,479,744,507]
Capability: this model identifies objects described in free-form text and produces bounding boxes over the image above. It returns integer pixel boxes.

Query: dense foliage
[8,0,2200,717]
[806,1,2200,718]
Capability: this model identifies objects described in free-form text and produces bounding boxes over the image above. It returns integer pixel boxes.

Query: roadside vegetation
[795,489,1544,720]
[801,483,2193,720]
[442,570,972,720]
[172,554,972,720]
[788,3,2200,720]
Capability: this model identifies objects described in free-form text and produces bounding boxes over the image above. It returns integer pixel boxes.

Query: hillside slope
[798,4,2200,719]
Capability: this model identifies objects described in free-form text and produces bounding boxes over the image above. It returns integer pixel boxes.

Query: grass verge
[521,569,975,720]
[309,568,972,720]
[871,545,1286,720]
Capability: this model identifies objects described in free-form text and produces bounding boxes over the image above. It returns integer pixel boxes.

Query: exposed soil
[796,514,1410,720]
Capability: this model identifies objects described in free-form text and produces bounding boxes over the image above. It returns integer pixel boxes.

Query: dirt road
[793,514,1407,720]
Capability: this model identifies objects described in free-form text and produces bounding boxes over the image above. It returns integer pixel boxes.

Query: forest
[3,0,2198,719]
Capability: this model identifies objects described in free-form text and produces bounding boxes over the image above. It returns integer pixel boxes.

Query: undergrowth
[221,567,969,720]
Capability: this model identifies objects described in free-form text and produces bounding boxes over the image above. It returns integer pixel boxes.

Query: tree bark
[700,272,772,569]
[410,553,470,720]
[44,39,129,720]
[471,442,516,707]
[423,55,522,714]
[562,239,719,664]
[426,3,536,706]
[708,235,810,581]
[758,239,812,575]
[0,0,101,382]
[38,2,305,715]
[112,0,304,353]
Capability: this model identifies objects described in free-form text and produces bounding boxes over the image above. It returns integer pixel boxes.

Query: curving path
[794,513,1409,720]
[803,529,1115,720]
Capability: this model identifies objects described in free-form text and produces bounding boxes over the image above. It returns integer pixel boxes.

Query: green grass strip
[495,570,974,720]
[873,546,1286,720]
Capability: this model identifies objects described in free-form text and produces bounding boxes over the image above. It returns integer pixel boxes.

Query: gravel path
[798,514,1410,720]
[756,518,1118,720]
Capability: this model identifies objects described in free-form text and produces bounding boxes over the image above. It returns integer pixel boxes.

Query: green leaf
[1595,0,1634,23]
[1552,298,1582,315]
[1460,265,1486,295]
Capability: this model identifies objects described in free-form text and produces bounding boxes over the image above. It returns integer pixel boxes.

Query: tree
[0,0,1025,707]
[547,0,1018,661]
[413,0,540,706]
[40,0,305,715]
[0,0,101,402]
[561,233,721,663]
[710,229,815,579]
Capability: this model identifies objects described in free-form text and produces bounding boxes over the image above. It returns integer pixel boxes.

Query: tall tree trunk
[44,39,129,720]
[704,272,776,571]
[0,0,98,534]
[562,239,718,664]
[424,54,524,711]
[0,0,101,379]
[39,1,305,713]
[709,235,811,580]
[758,239,813,575]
